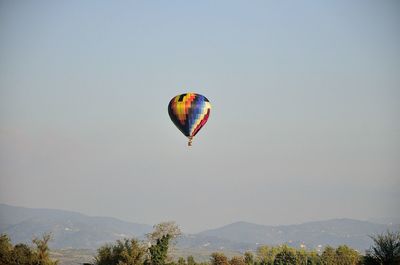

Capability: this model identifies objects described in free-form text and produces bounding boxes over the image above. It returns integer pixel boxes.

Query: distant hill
[0,204,152,249]
[1,204,398,252]
[190,219,399,252]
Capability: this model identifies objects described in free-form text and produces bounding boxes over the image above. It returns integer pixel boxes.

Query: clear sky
[0,1,399,233]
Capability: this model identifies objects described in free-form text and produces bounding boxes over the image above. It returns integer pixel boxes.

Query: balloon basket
[188,137,193,147]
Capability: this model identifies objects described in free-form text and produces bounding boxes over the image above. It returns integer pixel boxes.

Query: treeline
[91,223,400,265]
[208,245,359,265]
[1,222,399,265]
[0,233,58,265]
[94,240,398,265]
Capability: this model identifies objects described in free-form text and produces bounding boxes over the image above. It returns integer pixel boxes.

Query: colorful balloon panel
[168,93,211,138]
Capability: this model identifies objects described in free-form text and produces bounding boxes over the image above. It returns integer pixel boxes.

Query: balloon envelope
[168,93,211,140]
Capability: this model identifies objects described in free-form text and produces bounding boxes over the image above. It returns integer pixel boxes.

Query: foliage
[321,246,336,265]
[364,230,400,265]
[94,238,146,265]
[273,245,297,265]
[3,223,399,265]
[148,235,171,265]
[244,252,254,265]
[33,233,58,265]
[0,233,58,265]
[306,250,322,265]
[295,249,308,265]
[335,245,360,265]
[0,234,13,265]
[230,256,246,265]
[256,244,360,265]
[178,257,187,265]
[94,222,177,265]
[257,245,282,265]
[147,221,182,245]
[12,244,36,265]
[187,255,197,265]
[210,253,229,265]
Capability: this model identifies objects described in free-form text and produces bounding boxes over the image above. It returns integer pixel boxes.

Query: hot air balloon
[168,93,211,146]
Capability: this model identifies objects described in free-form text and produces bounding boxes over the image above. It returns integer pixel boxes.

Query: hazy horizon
[1,1,399,233]
[3,202,400,236]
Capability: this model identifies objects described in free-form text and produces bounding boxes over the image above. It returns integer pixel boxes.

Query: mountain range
[1,204,398,252]
[0,204,152,249]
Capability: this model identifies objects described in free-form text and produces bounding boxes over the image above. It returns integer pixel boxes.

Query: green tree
[244,252,255,265]
[148,235,171,265]
[335,245,359,265]
[1,233,58,265]
[147,221,181,263]
[364,230,400,265]
[11,244,36,265]
[178,257,187,265]
[296,249,308,265]
[210,253,229,265]
[32,233,58,265]
[257,246,281,265]
[187,255,197,265]
[306,251,321,265]
[94,238,146,265]
[0,234,13,265]
[321,246,336,265]
[230,256,246,265]
[273,245,297,265]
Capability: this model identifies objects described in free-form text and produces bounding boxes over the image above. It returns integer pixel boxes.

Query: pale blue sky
[0,1,399,232]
